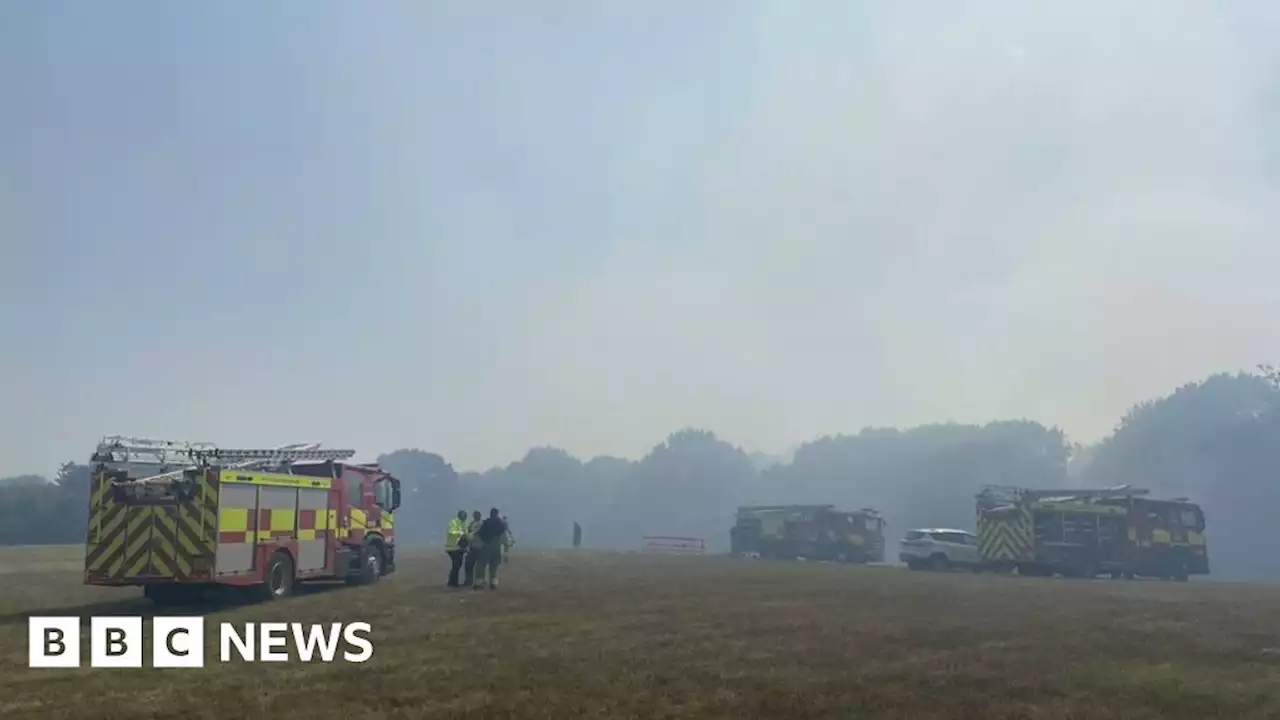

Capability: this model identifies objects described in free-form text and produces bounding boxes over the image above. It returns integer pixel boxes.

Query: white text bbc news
[28,617,374,668]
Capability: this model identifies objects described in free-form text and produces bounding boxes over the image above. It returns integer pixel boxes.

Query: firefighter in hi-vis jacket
[445,510,468,587]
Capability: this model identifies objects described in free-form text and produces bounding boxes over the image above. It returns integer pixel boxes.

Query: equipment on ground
[975,484,1208,580]
[642,536,707,555]
[731,504,885,563]
[84,435,401,604]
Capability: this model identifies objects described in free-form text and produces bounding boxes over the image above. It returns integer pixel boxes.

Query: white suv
[898,528,984,571]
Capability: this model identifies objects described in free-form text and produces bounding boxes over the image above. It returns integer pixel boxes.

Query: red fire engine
[84,436,401,604]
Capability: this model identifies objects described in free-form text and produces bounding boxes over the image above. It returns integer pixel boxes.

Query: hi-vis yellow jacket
[445,517,467,550]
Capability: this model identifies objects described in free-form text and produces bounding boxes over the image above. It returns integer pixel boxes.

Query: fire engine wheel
[262,551,295,601]
[349,543,382,586]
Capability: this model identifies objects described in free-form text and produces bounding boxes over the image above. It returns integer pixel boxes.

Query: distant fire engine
[731,504,885,563]
[84,436,401,604]
[975,484,1208,580]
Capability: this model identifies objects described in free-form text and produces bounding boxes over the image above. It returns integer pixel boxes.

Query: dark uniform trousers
[446,549,465,587]
[463,545,481,586]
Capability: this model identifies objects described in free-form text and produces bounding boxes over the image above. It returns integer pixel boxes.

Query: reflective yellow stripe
[221,471,331,489]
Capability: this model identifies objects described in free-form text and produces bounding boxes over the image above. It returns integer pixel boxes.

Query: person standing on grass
[473,508,509,590]
[463,510,484,587]
[501,515,515,563]
[445,510,469,588]
[573,521,582,549]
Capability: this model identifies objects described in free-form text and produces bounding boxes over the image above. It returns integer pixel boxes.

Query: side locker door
[296,486,329,573]
[215,481,258,576]
[257,485,297,559]
[1097,515,1117,566]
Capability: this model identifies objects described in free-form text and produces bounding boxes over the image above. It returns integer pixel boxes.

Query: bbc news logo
[29,617,374,668]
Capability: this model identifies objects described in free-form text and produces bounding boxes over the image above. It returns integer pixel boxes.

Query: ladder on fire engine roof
[977,484,1150,509]
[91,435,356,484]
[738,504,836,513]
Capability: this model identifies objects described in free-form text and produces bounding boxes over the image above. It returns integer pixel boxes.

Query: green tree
[609,428,757,551]
[376,449,459,544]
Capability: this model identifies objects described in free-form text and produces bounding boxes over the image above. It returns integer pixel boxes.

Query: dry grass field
[2,545,1280,719]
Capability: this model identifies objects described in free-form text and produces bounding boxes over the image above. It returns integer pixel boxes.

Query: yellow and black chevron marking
[84,470,218,583]
[978,507,1034,562]
[85,473,128,575]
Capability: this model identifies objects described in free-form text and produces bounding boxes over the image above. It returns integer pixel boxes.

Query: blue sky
[4,2,1280,477]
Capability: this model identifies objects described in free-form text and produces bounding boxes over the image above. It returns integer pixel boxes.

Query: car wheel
[929,554,950,571]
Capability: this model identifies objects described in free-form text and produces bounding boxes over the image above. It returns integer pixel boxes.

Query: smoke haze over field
[4,2,1280,477]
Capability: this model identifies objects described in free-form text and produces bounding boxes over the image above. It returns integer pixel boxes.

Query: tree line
[6,368,1280,581]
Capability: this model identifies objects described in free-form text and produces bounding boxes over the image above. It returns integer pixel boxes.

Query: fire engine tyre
[261,551,295,601]
[350,542,382,586]
[1171,558,1189,582]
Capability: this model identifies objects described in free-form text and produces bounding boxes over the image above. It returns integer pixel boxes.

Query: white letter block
[153,617,205,668]
[91,616,142,668]
[28,617,80,668]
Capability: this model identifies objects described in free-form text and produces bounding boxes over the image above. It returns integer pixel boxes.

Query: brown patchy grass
[1,546,1279,719]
